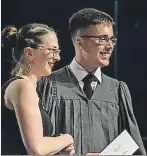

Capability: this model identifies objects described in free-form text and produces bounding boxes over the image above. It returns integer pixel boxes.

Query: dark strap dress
[1,76,53,155]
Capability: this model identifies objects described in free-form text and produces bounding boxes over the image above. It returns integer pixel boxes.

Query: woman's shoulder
[3,76,33,109]
[7,76,34,91]
[5,77,36,105]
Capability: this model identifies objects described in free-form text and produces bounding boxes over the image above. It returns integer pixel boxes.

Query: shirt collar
[69,58,102,83]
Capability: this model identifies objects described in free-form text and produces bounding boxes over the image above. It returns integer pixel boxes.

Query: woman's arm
[6,79,74,155]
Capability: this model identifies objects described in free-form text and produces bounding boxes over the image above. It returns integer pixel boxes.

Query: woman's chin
[42,69,52,77]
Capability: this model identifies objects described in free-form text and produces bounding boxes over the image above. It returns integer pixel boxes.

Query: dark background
[1,0,147,150]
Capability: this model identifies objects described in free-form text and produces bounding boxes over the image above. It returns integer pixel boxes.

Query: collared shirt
[69,58,102,91]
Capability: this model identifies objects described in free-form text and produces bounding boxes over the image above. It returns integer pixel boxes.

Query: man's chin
[97,61,110,67]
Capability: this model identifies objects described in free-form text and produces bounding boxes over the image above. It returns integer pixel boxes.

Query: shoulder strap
[1,76,23,110]
[2,76,23,91]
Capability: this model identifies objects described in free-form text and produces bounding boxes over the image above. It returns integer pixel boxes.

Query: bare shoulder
[6,79,35,95]
[5,79,37,109]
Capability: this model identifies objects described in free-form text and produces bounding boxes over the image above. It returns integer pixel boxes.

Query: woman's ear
[24,47,34,61]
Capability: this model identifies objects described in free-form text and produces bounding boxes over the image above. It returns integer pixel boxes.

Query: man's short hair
[69,8,114,39]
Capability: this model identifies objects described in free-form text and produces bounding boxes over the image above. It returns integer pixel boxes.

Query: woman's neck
[17,71,40,88]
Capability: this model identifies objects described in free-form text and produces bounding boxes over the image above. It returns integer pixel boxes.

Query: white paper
[99,130,139,155]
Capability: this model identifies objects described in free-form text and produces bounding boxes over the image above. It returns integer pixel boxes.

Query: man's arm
[37,76,53,111]
[119,81,146,155]
[37,76,46,100]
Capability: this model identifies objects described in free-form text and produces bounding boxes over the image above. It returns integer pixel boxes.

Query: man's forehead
[87,24,113,33]
[77,24,113,34]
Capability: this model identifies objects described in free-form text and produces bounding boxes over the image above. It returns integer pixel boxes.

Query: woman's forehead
[41,33,59,47]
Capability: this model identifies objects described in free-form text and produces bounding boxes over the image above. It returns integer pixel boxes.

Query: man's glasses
[80,35,117,46]
[37,45,61,56]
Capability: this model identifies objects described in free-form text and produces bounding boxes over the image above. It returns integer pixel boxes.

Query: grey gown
[37,66,146,155]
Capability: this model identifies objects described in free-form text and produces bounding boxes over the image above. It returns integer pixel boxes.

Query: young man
[37,8,146,155]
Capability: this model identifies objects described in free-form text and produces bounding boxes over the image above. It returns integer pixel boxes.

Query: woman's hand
[58,143,75,155]
[64,143,75,155]
[58,134,75,155]
[61,134,74,145]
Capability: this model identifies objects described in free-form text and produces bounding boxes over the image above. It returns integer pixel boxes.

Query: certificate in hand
[99,130,139,155]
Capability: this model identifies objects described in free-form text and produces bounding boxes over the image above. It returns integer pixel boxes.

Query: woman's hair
[1,23,56,75]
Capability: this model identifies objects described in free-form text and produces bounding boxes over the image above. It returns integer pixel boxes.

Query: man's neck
[75,57,99,73]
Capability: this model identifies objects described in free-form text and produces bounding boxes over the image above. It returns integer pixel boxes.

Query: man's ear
[76,37,85,51]
[76,37,82,46]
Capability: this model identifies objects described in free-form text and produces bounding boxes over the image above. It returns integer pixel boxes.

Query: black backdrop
[1,0,147,150]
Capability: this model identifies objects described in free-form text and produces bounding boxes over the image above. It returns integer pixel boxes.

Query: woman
[1,24,74,155]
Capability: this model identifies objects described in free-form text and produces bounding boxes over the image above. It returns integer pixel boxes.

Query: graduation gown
[37,66,146,155]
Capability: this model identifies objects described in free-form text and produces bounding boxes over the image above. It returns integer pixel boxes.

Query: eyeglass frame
[36,45,61,56]
[79,35,117,46]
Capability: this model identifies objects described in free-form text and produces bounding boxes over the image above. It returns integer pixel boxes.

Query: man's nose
[105,40,114,51]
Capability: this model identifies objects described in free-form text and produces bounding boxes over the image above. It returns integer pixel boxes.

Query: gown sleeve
[119,81,146,155]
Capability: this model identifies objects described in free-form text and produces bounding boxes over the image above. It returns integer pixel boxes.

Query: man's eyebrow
[100,35,115,38]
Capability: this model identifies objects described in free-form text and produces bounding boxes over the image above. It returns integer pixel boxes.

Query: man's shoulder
[52,66,68,76]
[102,73,120,88]
[40,66,68,82]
